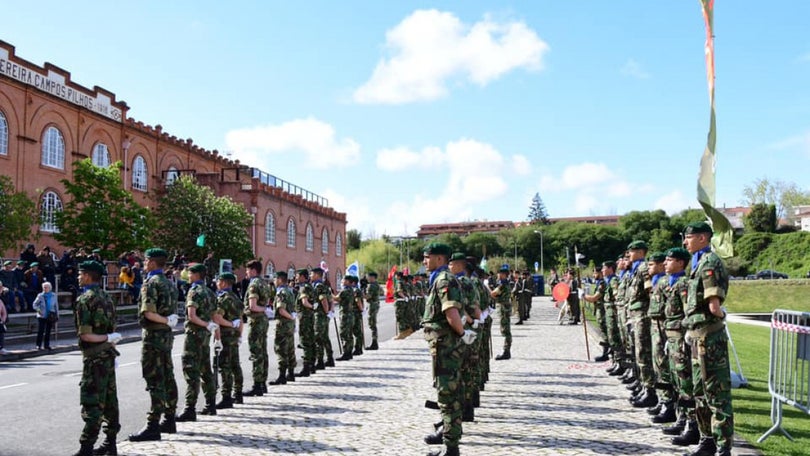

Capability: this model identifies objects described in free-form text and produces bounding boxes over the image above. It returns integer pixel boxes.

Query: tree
[619,210,670,243]
[527,192,550,224]
[54,159,152,257]
[462,232,501,261]
[346,229,362,251]
[0,175,38,254]
[741,177,810,223]
[153,175,253,266]
[744,203,777,233]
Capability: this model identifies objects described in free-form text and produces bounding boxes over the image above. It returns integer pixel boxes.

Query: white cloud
[376,145,445,171]
[225,117,360,169]
[512,154,532,176]
[620,58,650,79]
[654,190,692,214]
[769,131,810,156]
[353,9,549,104]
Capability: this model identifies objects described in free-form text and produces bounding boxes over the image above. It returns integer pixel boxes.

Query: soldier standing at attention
[490,267,512,360]
[311,267,335,368]
[682,222,733,456]
[351,275,365,357]
[625,241,656,409]
[129,248,179,442]
[511,271,525,326]
[582,265,610,362]
[364,272,381,350]
[646,252,676,424]
[295,269,317,377]
[600,261,623,373]
[176,263,219,422]
[211,272,243,409]
[393,271,410,339]
[242,260,275,397]
[270,271,297,384]
[72,261,121,456]
[451,253,482,423]
[335,275,356,361]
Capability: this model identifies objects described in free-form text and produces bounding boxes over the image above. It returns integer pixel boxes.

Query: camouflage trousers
[479,318,492,386]
[427,331,465,448]
[595,303,607,344]
[604,304,623,354]
[217,333,240,397]
[314,312,333,361]
[632,312,655,388]
[395,299,409,332]
[650,319,673,401]
[617,305,630,362]
[666,331,695,419]
[80,349,120,445]
[182,329,215,407]
[275,321,296,370]
[367,302,379,343]
[299,310,316,364]
[497,303,512,351]
[690,327,734,449]
[339,307,354,354]
[461,328,481,403]
[352,309,364,350]
[247,316,269,384]
[141,329,178,421]
[417,298,426,326]
[516,296,527,321]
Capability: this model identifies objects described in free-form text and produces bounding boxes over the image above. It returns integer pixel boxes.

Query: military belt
[665,329,684,339]
[686,320,725,340]
[81,341,115,358]
[248,312,268,320]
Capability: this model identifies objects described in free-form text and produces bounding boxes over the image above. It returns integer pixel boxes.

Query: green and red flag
[697,0,733,258]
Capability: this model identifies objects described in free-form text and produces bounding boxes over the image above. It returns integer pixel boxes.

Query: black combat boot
[352,346,363,356]
[671,419,699,446]
[316,359,326,370]
[495,349,511,360]
[608,363,626,376]
[427,445,459,456]
[515,319,524,325]
[424,427,443,445]
[309,363,317,375]
[632,388,658,408]
[473,389,480,408]
[365,340,379,350]
[72,443,94,456]
[296,364,311,377]
[175,407,197,422]
[686,436,717,456]
[325,352,336,367]
[200,396,217,415]
[652,400,677,423]
[336,352,353,361]
[92,434,117,455]
[662,412,686,435]
[243,384,264,397]
[716,443,732,456]
[626,378,641,390]
[594,345,610,362]
[215,395,234,409]
[462,401,475,422]
[234,390,244,404]
[647,399,663,416]
[287,367,296,382]
[128,420,161,442]
[158,414,176,434]
[269,372,287,385]
[621,372,637,384]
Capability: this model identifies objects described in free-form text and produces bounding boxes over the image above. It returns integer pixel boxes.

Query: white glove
[291,312,298,320]
[577,289,585,300]
[264,307,275,319]
[480,310,489,320]
[312,301,319,311]
[206,321,219,333]
[107,332,123,344]
[231,319,241,329]
[238,336,244,345]
[362,308,368,317]
[166,314,179,328]
[461,329,477,345]
[327,311,335,320]
[488,306,496,314]
[472,319,480,329]
[213,339,223,350]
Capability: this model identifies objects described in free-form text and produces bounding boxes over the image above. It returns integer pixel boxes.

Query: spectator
[58,249,77,275]
[12,261,26,312]
[0,295,7,354]
[33,281,58,350]
[131,262,143,302]
[23,262,43,311]
[119,266,135,305]
[38,246,58,285]
[61,265,80,305]
[0,261,22,313]
[20,243,38,265]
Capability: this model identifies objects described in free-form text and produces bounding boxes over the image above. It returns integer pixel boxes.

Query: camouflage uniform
[423,266,465,450]
[616,269,633,366]
[473,275,491,386]
[75,285,119,447]
[313,280,333,364]
[684,247,733,450]
[627,260,654,388]
[415,277,427,328]
[394,277,409,333]
[215,288,242,398]
[603,274,622,355]
[182,281,217,409]
[296,280,316,367]
[664,271,694,420]
[274,285,297,372]
[351,285,364,352]
[458,274,480,410]
[337,286,355,355]
[591,278,608,343]
[365,280,381,344]
[648,272,673,402]
[139,270,179,423]
[492,276,512,352]
[243,277,275,387]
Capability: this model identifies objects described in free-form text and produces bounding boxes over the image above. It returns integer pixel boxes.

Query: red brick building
[0,40,347,281]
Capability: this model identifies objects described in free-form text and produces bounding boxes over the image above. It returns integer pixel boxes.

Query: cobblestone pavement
[118,297,760,456]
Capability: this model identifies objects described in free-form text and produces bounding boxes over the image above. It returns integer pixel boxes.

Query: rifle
[333,310,343,355]
[212,336,221,394]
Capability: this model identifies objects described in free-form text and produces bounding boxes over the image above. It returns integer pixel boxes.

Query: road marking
[0,383,28,390]
[119,361,139,368]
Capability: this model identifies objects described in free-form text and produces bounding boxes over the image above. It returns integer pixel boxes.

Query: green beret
[311,267,324,274]
[449,252,467,262]
[78,260,105,275]
[627,240,648,251]
[602,260,617,269]
[30,262,39,267]
[4,260,12,266]
[219,272,236,282]
[92,248,101,254]
[648,252,666,263]
[343,274,357,282]
[296,268,309,276]
[16,260,26,266]
[666,247,691,262]
[145,248,169,259]
[367,271,378,277]
[684,221,713,235]
[188,263,206,274]
[275,271,288,279]
[498,266,510,274]
[423,242,452,257]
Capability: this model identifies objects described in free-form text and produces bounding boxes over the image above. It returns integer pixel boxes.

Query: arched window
[321,228,329,255]
[287,264,296,280]
[41,126,65,169]
[92,143,111,167]
[0,110,8,155]
[335,232,343,257]
[265,261,275,277]
[40,191,63,233]
[165,166,179,186]
[287,217,296,248]
[132,156,147,191]
[305,223,314,251]
[265,212,276,244]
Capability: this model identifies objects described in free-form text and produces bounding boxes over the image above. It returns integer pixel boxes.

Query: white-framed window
[287,265,296,280]
[165,166,179,186]
[305,223,314,251]
[92,143,111,167]
[336,232,343,257]
[0,110,8,155]
[287,217,296,248]
[265,212,276,244]
[40,191,63,233]
[132,156,147,191]
[321,228,329,255]
[41,126,65,169]
[265,261,275,277]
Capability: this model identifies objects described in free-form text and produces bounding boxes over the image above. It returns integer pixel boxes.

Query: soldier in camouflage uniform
[270,271,297,384]
[393,271,411,339]
[176,263,219,422]
[415,274,427,330]
[601,261,623,374]
[614,255,633,380]
[129,248,179,442]
[582,265,610,362]
[471,263,492,389]
[311,267,335,368]
[212,273,243,409]
[364,272,381,350]
[335,275,356,361]
[646,252,676,423]
[242,260,275,397]
[450,253,483,423]
[72,261,120,456]
[682,222,733,456]
[490,267,512,360]
[350,276,365,356]
[404,274,416,332]
[295,269,317,377]
[421,243,476,456]
[625,241,657,408]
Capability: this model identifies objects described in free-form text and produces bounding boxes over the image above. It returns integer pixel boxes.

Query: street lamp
[514,238,518,270]
[533,230,544,275]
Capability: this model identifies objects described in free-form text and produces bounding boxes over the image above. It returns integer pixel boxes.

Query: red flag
[385,265,397,303]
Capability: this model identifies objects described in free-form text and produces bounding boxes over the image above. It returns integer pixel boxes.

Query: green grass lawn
[725,280,810,313]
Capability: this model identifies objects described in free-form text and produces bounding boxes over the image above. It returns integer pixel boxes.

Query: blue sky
[3,1,809,238]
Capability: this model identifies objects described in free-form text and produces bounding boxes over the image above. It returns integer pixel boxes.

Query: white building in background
[794,205,810,232]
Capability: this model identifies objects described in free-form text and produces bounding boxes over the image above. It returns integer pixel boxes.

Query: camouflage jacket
[244,276,275,316]
[663,273,689,331]
[139,271,177,330]
[423,268,462,332]
[296,282,316,313]
[626,260,651,312]
[75,285,116,357]
[185,281,217,331]
[684,249,729,330]
[215,289,241,336]
[647,273,668,319]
